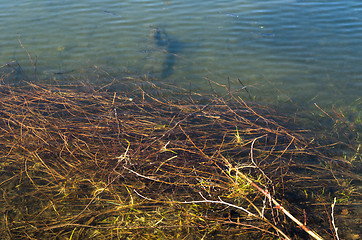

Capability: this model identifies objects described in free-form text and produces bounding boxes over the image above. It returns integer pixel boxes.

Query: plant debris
[0,78,360,239]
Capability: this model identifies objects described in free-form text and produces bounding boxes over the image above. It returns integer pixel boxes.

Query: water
[0,1,361,238]
[1,0,361,116]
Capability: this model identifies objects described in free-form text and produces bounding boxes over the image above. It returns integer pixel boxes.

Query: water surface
[1,0,361,117]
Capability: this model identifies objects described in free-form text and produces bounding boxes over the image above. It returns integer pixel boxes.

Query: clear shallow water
[1,0,361,116]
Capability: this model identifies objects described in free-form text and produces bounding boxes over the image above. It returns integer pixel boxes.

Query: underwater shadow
[151,26,184,79]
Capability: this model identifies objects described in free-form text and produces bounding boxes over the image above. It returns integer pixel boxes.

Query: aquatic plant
[0,70,360,239]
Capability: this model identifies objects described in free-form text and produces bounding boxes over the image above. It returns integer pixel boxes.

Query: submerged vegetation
[0,63,361,240]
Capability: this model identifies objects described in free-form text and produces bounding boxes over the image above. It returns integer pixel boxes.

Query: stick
[233,167,324,240]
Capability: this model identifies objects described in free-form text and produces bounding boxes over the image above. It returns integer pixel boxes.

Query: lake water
[1,2,361,238]
[1,0,361,120]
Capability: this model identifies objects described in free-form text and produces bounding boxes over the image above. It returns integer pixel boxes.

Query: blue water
[1,0,361,118]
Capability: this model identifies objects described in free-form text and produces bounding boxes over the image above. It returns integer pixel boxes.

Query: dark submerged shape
[151,26,183,79]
